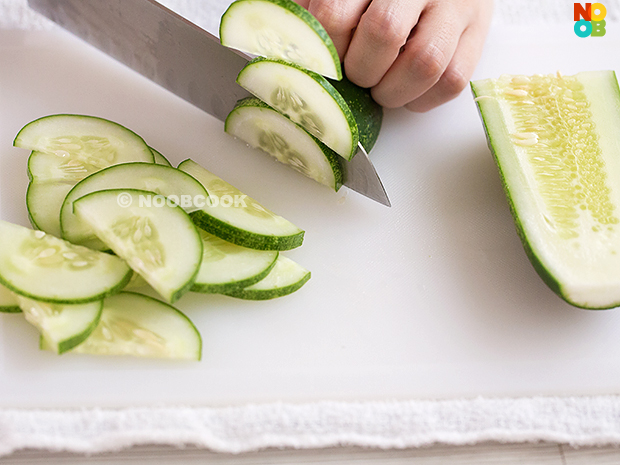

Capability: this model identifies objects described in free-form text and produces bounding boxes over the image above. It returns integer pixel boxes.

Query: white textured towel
[2,0,620,458]
[4,396,620,457]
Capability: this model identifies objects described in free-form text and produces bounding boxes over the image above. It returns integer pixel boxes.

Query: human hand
[295,0,494,112]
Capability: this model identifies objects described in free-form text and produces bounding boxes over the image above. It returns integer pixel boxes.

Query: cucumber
[0,221,132,304]
[15,115,154,235]
[0,283,20,313]
[225,97,343,190]
[17,296,102,354]
[472,70,620,309]
[150,147,172,166]
[60,163,208,250]
[73,189,203,303]
[220,0,342,80]
[328,75,384,152]
[178,159,305,250]
[41,292,202,361]
[219,255,310,300]
[237,58,358,160]
[192,229,279,293]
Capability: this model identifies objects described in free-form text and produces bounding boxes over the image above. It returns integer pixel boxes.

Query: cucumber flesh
[0,283,20,313]
[192,229,279,293]
[219,255,310,300]
[220,0,342,80]
[178,159,305,251]
[237,58,358,160]
[26,180,73,237]
[472,71,620,309]
[0,221,132,304]
[17,296,102,354]
[61,163,208,251]
[73,189,203,303]
[16,115,154,236]
[225,97,343,191]
[42,292,202,360]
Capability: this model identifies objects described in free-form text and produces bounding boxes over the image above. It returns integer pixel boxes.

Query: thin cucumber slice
[192,229,279,293]
[61,163,208,250]
[472,71,620,309]
[0,221,132,304]
[0,283,20,313]
[26,180,73,237]
[237,58,358,160]
[16,115,154,235]
[73,189,203,303]
[41,292,202,360]
[150,147,172,166]
[219,255,310,300]
[328,76,384,152]
[220,0,342,80]
[17,296,102,354]
[14,114,154,166]
[178,159,305,250]
[225,97,343,190]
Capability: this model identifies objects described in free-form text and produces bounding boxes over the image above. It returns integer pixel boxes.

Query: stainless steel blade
[28,0,391,206]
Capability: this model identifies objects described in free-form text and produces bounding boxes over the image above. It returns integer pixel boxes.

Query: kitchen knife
[28,0,391,206]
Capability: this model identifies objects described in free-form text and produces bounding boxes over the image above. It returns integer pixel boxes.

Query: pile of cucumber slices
[1,113,310,360]
[220,0,383,190]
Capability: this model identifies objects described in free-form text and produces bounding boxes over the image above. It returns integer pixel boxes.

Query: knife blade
[28,0,391,206]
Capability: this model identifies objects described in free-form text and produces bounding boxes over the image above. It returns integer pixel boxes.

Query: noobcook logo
[574,3,607,37]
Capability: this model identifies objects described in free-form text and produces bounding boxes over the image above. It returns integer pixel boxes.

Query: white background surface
[2,17,620,409]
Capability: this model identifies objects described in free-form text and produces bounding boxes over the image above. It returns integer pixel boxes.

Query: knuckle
[361,8,410,49]
[410,43,448,81]
[440,66,469,97]
[310,0,355,36]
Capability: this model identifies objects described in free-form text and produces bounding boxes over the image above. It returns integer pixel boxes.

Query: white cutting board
[1,22,620,409]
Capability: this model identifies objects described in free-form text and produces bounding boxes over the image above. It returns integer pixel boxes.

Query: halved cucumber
[60,163,208,250]
[0,283,20,313]
[0,221,132,304]
[220,0,342,80]
[328,75,384,152]
[237,58,358,160]
[42,292,202,361]
[16,115,154,235]
[73,189,203,303]
[178,159,305,250]
[472,70,620,309]
[219,255,310,300]
[225,97,343,190]
[192,229,279,293]
[17,296,102,354]
[150,147,172,166]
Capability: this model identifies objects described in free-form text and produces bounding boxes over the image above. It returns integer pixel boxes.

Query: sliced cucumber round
[0,283,20,313]
[26,180,73,238]
[192,229,279,293]
[225,97,343,190]
[472,71,620,309]
[219,255,310,300]
[237,58,358,160]
[17,296,102,354]
[328,75,384,152]
[178,159,305,251]
[220,0,342,80]
[0,221,132,304]
[15,115,154,236]
[60,163,208,250]
[150,147,172,167]
[73,189,203,303]
[41,292,202,361]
